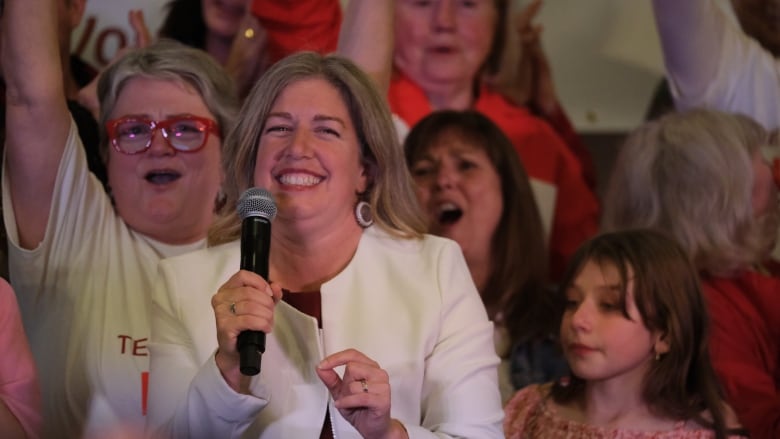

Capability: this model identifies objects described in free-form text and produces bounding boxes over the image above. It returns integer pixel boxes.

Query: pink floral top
[504,385,748,439]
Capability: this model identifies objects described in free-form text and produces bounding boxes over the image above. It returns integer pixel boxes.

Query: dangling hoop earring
[214,188,227,212]
[354,200,373,228]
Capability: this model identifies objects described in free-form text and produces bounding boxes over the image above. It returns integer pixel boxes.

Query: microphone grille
[237,188,277,221]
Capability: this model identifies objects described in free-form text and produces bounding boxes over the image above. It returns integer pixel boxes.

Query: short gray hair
[602,109,777,276]
[97,39,238,161]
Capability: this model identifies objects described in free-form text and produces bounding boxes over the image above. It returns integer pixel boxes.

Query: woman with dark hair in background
[2,0,238,435]
[390,0,599,279]
[404,110,567,403]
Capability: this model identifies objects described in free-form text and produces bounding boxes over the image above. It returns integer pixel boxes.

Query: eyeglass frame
[105,115,221,155]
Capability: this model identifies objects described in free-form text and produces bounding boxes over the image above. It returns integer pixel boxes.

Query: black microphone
[236,187,277,376]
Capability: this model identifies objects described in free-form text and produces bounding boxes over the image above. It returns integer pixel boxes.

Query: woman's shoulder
[165,239,238,262]
[357,229,470,288]
[159,240,240,283]
[153,241,240,320]
[363,227,461,257]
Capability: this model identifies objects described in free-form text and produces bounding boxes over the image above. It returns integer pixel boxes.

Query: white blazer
[147,226,504,439]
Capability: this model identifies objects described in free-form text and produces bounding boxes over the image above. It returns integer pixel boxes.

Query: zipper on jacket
[329,399,338,439]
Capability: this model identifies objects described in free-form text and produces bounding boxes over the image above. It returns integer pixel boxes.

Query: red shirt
[389,71,599,278]
[251,0,341,63]
[703,264,780,439]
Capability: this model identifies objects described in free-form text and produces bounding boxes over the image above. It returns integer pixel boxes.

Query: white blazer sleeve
[407,241,504,438]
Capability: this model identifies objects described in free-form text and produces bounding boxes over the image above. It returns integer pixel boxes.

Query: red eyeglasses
[106,115,221,155]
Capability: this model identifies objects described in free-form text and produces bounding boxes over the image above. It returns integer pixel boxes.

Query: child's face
[560,259,666,388]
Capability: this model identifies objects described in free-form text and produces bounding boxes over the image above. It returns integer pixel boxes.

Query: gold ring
[244,28,255,39]
[229,302,237,315]
[360,378,368,393]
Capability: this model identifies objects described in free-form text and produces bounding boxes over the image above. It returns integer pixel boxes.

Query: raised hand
[487,0,560,116]
[316,349,408,439]
[76,9,152,119]
[515,0,560,116]
[128,9,152,49]
[225,13,270,98]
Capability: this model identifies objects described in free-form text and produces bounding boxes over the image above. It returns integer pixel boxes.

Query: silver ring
[360,378,368,393]
[229,302,236,315]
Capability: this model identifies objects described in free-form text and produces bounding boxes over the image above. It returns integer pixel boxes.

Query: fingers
[329,377,391,411]
[314,370,390,411]
[315,349,393,438]
[520,24,544,46]
[316,349,388,402]
[315,364,341,392]
[128,9,152,48]
[211,271,281,359]
[516,0,543,30]
[318,348,380,370]
[212,272,279,323]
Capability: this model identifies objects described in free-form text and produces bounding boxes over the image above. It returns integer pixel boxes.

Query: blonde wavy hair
[208,51,427,245]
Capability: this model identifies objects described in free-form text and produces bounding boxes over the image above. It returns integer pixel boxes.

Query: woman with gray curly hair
[602,108,780,439]
[2,0,238,436]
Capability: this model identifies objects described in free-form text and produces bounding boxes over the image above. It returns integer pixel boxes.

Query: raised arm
[337,0,394,94]
[651,0,726,101]
[2,0,71,249]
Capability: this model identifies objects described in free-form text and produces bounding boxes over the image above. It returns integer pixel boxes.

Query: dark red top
[251,0,341,64]
[702,262,780,439]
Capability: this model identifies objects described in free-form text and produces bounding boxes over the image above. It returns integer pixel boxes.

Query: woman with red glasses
[2,0,237,436]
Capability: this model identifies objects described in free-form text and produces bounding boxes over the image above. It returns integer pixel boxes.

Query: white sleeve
[407,241,504,438]
[2,117,113,297]
[652,0,724,100]
[146,259,266,439]
[653,0,780,129]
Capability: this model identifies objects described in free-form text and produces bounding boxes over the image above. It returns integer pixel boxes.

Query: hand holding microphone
[212,188,279,390]
[236,188,277,375]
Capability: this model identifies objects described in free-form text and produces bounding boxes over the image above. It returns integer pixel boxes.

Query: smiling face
[202,0,250,40]
[394,0,498,91]
[106,77,223,244]
[561,260,666,389]
[409,129,502,264]
[252,77,368,233]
